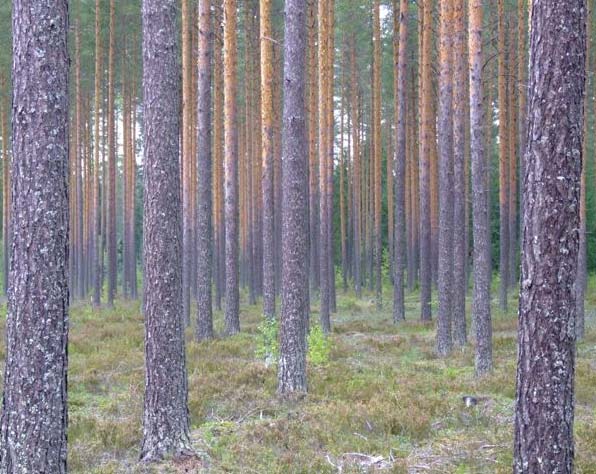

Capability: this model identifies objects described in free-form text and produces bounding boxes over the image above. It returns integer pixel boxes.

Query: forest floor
[0,281,595,474]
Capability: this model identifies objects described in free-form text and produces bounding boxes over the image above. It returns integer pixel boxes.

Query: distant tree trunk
[497,0,509,312]
[350,38,362,298]
[213,4,225,312]
[326,0,336,314]
[419,0,433,321]
[197,0,214,341]
[514,0,585,471]
[278,0,308,397]
[93,0,102,307]
[261,0,276,320]
[393,0,408,323]
[318,0,330,333]
[224,0,240,335]
[508,22,518,290]
[437,0,454,357]
[373,0,383,310]
[75,21,85,300]
[0,1,69,470]
[181,0,193,326]
[107,0,117,307]
[308,0,320,294]
[140,0,192,461]
[469,0,492,376]
[451,0,467,346]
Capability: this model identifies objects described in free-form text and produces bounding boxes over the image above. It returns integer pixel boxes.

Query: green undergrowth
[0,282,593,473]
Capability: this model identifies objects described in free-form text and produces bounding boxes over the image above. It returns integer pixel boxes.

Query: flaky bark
[140,0,192,461]
[0,1,69,470]
[278,0,308,396]
[513,0,585,471]
[197,0,214,341]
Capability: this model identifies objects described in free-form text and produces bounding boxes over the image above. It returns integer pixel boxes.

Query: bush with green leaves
[255,318,331,366]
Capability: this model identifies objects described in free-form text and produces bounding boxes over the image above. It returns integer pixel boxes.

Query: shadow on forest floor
[0,281,595,473]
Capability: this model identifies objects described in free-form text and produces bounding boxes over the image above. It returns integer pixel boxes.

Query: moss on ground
[0,282,594,473]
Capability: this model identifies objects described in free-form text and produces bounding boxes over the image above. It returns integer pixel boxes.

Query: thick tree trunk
[513,0,585,471]
[224,0,240,335]
[393,0,408,323]
[278,0,308,396]
[469,0,492,376]
[197,0,214,341]
[0,1,69,470]
[140,0,192,461]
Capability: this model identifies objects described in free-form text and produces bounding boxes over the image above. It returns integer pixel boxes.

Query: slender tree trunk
[373,0,382,310]
[469,0,492,376]
[0,1,69,470]
[93,0,102,307]
[514,0,585,471]
[224,0,240,335]
[278,0,308,396]
[107,0,117,307]
[437,0,455,357]
[393,0,408,323]
[318,0,330,333]
[419,0,433,321]
[140,0,192,461]
[350,38,361,298]
[197,0,214,341]
[308,0,320,293]
[497,0,509,311]
[452,0,467,346]
[75,22,85,300]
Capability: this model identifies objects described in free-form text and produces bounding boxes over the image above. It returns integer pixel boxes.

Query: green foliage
[255,318,331,366]
[255,317,279,365]
[307,324,331,365]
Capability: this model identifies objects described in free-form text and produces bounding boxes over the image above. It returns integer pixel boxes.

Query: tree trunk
[318,0,330,333]
[436,0,454,357]
[140,0,192,461]
[197,0,214,341]
[350,38,362,298]
[469,0,492,376]
[373,0,382,310]
[451,0,467,346]
[0,1,69,470]
[419,0,433,321]
[224,0,240,335]
[93,0,102,307]
[393,0,408,323]
[277,0,308,396]
[497,0,509,312]
[513,0,585,471]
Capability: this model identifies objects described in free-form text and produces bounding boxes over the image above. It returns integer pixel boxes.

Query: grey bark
[224,0,241,335]
[277,0,308,396]
[196,0,214,341]
[0,1,70,471]
[393,0,408,323]
[452,0,467,346]
[513,0,585,471]
[468,0,492,376]
[140,0,192,461]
